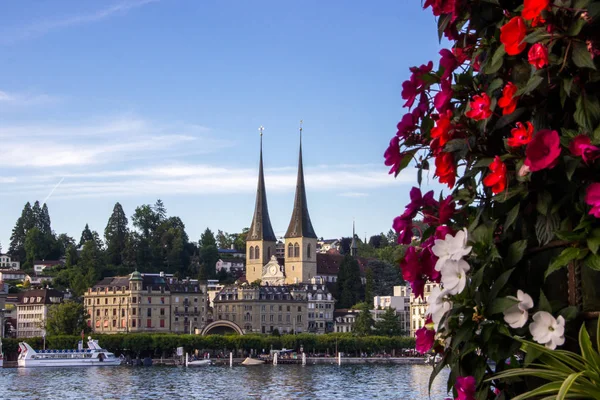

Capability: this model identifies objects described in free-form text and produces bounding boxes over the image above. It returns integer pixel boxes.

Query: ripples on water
[1,364,450,400]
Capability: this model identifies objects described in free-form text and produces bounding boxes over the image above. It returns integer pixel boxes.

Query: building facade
[84,272,208,334]
[0,270,27,282]
[16,289,64,338]
[0,254,20,270]
[409,283,438,336]
[333,309,360,333]
[372,285,411,335]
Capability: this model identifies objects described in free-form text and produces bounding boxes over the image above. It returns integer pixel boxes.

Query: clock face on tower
[270,265,278,275]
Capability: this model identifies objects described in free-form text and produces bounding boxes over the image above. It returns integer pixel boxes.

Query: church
[245,126,319,286]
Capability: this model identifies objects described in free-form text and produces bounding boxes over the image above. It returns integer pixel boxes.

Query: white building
[17,289,64,338]
[409,283,439,337]
[372,285,411,335]
[0,270,28,282]
[33,260,63,275]
[333,309,360,333]
[216,258,245,274]
[206,279,225,308]
[0,254,20,270]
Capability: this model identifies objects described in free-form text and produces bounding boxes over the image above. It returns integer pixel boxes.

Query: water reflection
[2,364,450,399]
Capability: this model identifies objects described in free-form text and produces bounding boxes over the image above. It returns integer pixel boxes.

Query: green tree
[79,224,94,247]
[336,255,363,308]
[9,202,34,262]
[353,303,374,336]
[45,301,91,336]
[55,234,76,258]
[364,267,374,305]
[153,199,167,222]
[39,203,52,235]
[104,202,129,266]
[367,260,403,296]
[24,227,45,269]
[216,230,233,249]
[232,228,249,251]
[199,228,218,279]
[339,237,352,255]
[32,201,42,230]
[374,308,403,336]
[157,217,190,275]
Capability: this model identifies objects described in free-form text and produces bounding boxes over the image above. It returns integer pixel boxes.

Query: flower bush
[387,0,600,398]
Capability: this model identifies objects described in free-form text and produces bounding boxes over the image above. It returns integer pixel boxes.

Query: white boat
[241,357,265,366]
[18,337,121,367]
[187,359,212,366]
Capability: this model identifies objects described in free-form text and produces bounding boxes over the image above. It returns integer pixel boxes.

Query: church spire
[285,121,317,239]
[248,126,277,242]
[351,220,358,257]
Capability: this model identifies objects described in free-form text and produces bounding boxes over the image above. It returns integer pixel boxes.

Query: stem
[559,40,572,74]
[525,240,571,256]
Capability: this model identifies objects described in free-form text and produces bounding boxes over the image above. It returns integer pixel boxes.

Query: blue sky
[0,0,445,248]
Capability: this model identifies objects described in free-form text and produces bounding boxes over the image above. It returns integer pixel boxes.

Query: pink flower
[415,317,435,353]
[586,183,600,218]
[569,135,600,164]
[384,137,404,175]
[434,80,453,112]
[424,0,458,21]
[524,130,561,172]
[465,93,492,120]
[401,187,429,219]
[393,217,414,245]
[455,376,477,400]
[421,247,440,282]
[439,49,458,80]
[396,113,418,140]
[402,78,419,109]
[528,43,549,69]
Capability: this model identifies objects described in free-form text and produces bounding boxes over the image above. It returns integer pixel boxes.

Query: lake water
[0,364,450,399]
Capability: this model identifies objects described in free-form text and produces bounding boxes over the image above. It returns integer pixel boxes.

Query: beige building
[84,272,207,334]
[0,254,20,270]
[372,285,411,335]
[410,283,439,336]
[333,309,360,333]
[17,289,64,338]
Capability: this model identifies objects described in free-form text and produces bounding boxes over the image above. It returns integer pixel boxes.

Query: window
[175,297,179,303]
[147,319,152,328]
[286,315,290,322]
[278,315,282,322]
[261,305,265,312]
[160,308,165,316]
[132,319,136,328]
[133,308,137,316]
[132,297,137,304]
[160,297,165,304]
[307,243,311,258]
[269,315,274,322]
[279,305,282,312]
[268,247,271,258]
[96,309,100,316]
[160,320,165,328]
[294,243,300,258]
[249,246,254,259]
[96,321,100,328]
[122,319,126,328]
[288,243,293,257]
[112,320,117,327]
[262,315,266,322]
[287,305,290,312]
[121,309,125,317]
[147,309,152,317]
[298,306,302,312]
[255,246,260,259]
[148,297,152,304]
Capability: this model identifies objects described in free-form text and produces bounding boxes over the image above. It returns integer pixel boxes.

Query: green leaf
[539,290,552,313]
[437,13,452,43]
[562,77,574,98]
[557,372,584,400]
[505,204,520,231]
[545,248,581,279]
[578,323,600,368]
[558,306,578,321]
[485,45,506,75]
[567,18,586,37]
[585,253,600,271]
[535,213,559,246]
[516,74,544,97]
[488,268,515,303]
[536,191,552,216]
[572,41,597,70]
[494,108,526,131]
[394,149,416,177]
[487,78,504,95]
[588,228,600,254]
[488,296,520,315]
[555,230,587,241]
[523,30,552,44]
[506,240,528,268]
[444,138,468,153]
[564,156,580,181]
[574,94,600,131]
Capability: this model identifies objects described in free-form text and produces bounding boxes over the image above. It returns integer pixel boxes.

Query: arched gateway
[201,320,244,335]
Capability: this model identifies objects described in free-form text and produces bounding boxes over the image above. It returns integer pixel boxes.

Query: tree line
[2,333,415,358]
[5,200,247,296]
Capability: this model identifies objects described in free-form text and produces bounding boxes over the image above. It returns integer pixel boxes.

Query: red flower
[528,43,549,69]
[498,82,519,115]
[434,79,453,112]
[455,376,477,400]
[522,0,549,21]
[424,0,457,19]
[500,17,527,56]
[439,49,458,80]
[431,110,453,147]
[483,156,508,194]
[415,318,435,353]
[524,129,561,172]
[435,152,456,188]
[531,15,546,27]
[570,135,600,164]
[465,93,492,120]
[585,183,600,218]
[508,122,534,147]
[402,62,434,109]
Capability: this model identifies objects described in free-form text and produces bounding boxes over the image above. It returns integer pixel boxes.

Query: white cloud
[1,0,159,44]
[339,192,370,198]
[0,90,58,106]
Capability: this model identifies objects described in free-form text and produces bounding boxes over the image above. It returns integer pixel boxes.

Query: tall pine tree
[79,224,94,247]
[40,203,52,235]
[104,202,129,266]
[9,202,34,261]
[199,228,218,279]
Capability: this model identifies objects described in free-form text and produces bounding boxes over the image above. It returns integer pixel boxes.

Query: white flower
[529,311,565,350]
[440,259,470,295]
[503,290,534,329]
[427,286,452,330]
[431,228,473,271]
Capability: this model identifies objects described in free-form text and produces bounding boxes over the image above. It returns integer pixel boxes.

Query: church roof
[284,136,317,239]
[247,135,277,243]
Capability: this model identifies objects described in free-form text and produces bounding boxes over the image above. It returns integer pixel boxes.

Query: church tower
[245,127,277,283]
[350,221,358,257]
[284,123,318,284]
